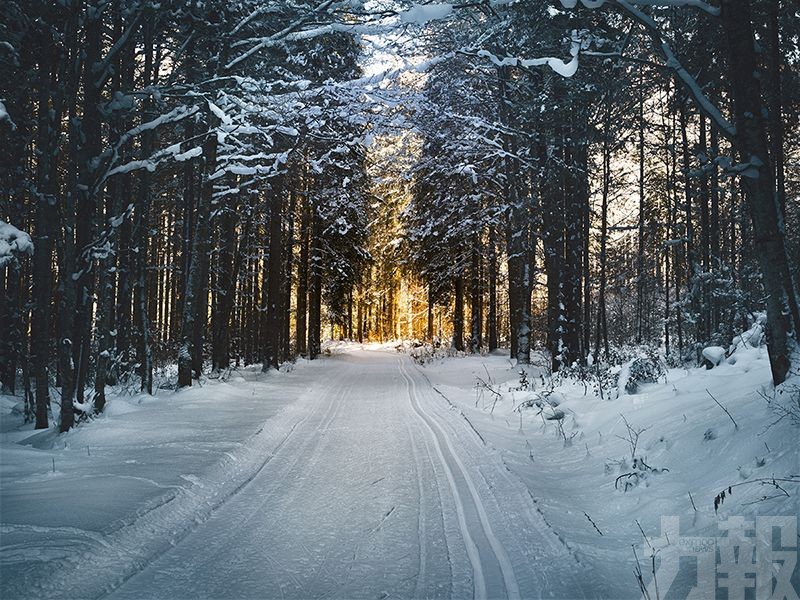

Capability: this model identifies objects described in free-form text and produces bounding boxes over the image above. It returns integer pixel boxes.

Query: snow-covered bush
[620,354,665,395]
[702,345,726,368]
[546,345,665,400]
[728,313,766,355]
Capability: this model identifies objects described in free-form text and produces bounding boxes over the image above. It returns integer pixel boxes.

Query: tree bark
[452,275,465,352]
[211,208,246,372]
[31,46,59,429]
[487,224,498,351]
[595,100,611,359]
[307,201,322,360]
[720,0,796,384]
[296,194,310,356]
[178,115,218,387]
[469,233,482,353]
[263,177,284,371]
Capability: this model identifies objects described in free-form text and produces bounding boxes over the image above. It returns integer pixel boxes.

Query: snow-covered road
[104,349,582,600]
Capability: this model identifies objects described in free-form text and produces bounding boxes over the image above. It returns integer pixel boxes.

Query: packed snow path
[107,349,582,600]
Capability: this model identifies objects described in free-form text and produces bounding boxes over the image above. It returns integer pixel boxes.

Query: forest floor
[0,343,798,599]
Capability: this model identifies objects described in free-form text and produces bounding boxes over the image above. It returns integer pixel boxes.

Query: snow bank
[0,361,332,599]
[702,345,726,367]
[415,331,798,596]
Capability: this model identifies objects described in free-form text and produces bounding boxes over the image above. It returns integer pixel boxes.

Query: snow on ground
[418,344,800,597]
[1,339,797,599]
[0,361,328,599]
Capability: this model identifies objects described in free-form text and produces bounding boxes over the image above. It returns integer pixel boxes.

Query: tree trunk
[296,193,310,356]
[211,208,246,372]
[487,225,498,351]
[452,275,465,352]
[719,0,796,384]
[563,124,587,365]
[469,234,482,353]
[178,115,218,387]
[58,2,84,432]
[31,51,58,429]
[136,15,155,394]
[426,282,434,342]
[282,186,297,360]
[307,202,322,360]
[595,101,611,359]
[636,77,646,343]
[710,124,721,335]
[263,178,284,371]
[679,102,700,358]
[699,114,711,343]
[0,246,22,395]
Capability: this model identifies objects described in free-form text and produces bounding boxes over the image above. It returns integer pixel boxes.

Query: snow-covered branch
[225,0,338,70]
[473,30,583,78]
[98,105,201,185]
[0,221,34,266]
[559,0,720,17]
[560,0,736,139]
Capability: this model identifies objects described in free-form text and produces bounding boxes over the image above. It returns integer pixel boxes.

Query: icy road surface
[107,350,584,600]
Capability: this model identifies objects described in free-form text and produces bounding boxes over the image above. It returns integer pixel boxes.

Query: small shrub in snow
[514,370,530,391]
[614,459,669,492]
[728,314,766,354]
[544,408,565,421]
[622,355,665,394]
[404,341,450,365]
[758,375,800,427]
[546,345,664,400]
[613,415,668,491]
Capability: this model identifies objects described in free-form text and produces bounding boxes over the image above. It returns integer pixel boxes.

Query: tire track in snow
[109,359,372,600]
[398,356,521,600]
[26,366,349,600]
[116,365,354,597]
[406,420,432,600]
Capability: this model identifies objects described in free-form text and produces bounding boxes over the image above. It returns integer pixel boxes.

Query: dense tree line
[0,0,374,431]
[402,0,799,384]
[1,0,798,438]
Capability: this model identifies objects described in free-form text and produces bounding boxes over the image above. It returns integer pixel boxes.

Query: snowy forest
[1,1,799,599]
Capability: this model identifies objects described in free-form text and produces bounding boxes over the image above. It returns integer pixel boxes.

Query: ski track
[398,355,522,600]
[7,349,577,600]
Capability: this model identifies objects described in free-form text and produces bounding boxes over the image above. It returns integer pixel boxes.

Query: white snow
[1,333,797,599]
[476,30,582,78]
[0,99,16,130]
[173,146,203,162]
[417,342,799,597]
[0,220,34,266]
[400,3,453,24]
[702,345,726,367]
[1,363,326,599]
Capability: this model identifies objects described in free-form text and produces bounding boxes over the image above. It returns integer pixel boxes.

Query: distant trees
[0,0,374,430]
[1,0,797,432]
[401,0,798,384]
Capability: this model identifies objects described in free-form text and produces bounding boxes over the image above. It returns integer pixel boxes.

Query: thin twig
[636,519,653,551]
[632,545,651,600]
[584,512,603,536]
[706,389,738,429]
